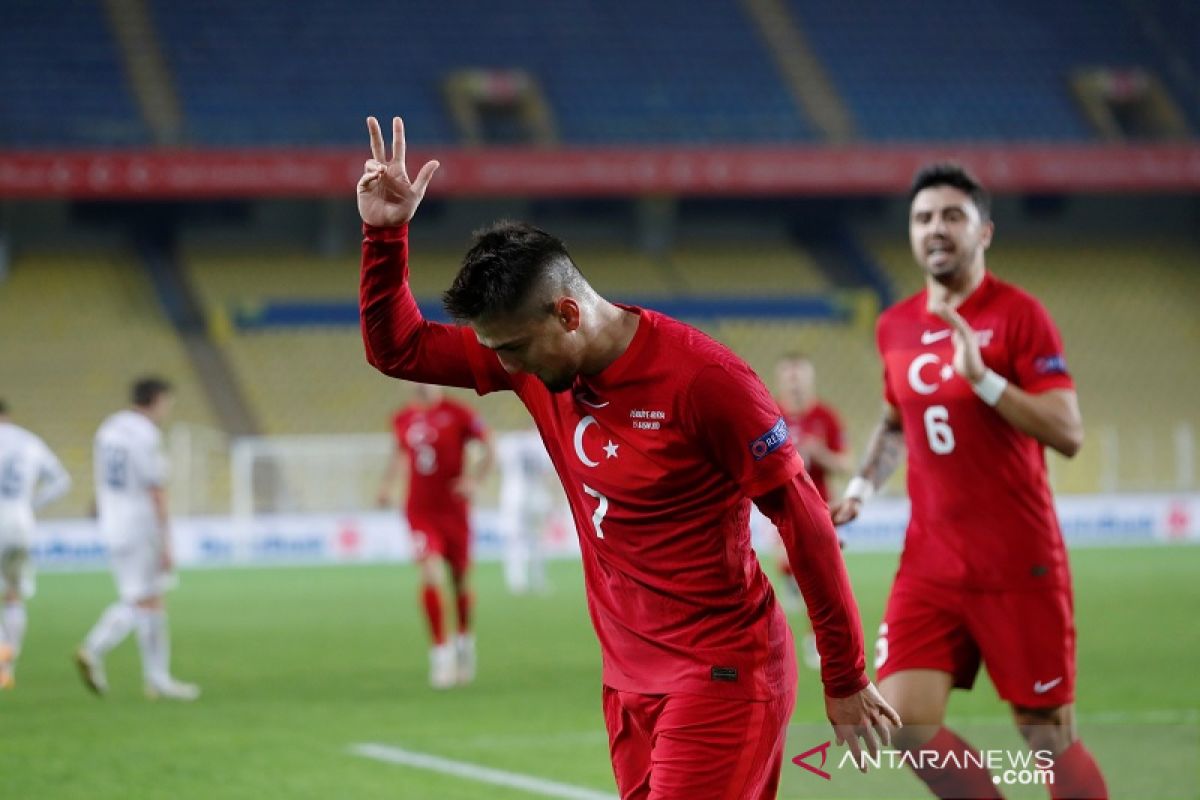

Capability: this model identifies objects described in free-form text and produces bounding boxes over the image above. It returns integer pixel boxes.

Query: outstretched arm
[376,448,407,508]
[33,449,71,509]
[755,474,901,765]
[358,116,508,391]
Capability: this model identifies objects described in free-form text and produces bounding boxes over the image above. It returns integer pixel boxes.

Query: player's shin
[134,607,169,686]
[421,584,446,645]
[910,727,1004,799]
[2,601,25,656]
[84,602,135,656]
[1048,741,1108,800]
[455,589,472,634]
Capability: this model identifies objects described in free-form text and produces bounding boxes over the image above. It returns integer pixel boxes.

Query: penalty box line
[348,742,617,800]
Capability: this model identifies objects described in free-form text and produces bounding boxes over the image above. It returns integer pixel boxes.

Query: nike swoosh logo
[921,329,951,345]
[578,397,609,409]
[1033,677,1063,694]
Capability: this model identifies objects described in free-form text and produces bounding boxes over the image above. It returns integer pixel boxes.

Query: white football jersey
[0,421,71,536]
[496,429,555,513]
[94,410,168,542]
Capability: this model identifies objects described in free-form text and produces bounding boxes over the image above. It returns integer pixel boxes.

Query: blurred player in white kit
[75,377,199,701]
[0,399,72,688]
[496,428,558,594]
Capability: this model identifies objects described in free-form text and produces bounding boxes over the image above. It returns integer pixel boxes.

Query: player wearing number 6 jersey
[378,383,492,689]
[832,164,1107,799]
[357,115,898,799]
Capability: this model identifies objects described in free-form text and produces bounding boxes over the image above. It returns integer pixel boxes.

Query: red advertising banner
[1,144,1197,198]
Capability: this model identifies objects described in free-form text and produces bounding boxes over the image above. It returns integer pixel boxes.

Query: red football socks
[455,590,472,634]
[911,727,1004,799]
[1049,741,1108,800]
[422,585,445,645]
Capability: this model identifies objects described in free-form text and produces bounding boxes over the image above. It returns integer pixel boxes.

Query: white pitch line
[349,742,617,800]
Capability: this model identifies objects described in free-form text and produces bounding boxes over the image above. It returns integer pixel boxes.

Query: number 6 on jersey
[923,405,956,455]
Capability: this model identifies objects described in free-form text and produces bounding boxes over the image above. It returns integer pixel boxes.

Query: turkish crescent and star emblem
[573,415,619,468]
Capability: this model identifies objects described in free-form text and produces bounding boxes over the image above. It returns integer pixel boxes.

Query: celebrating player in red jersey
[832,164,1107,799]
[776,354,850,504]
[357,116,898,799]
[378,383,493,689]
[773,354,851,668]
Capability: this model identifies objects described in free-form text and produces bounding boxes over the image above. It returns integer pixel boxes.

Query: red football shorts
[407,508,470,575]
[603,685,795,800]
[875,574,1076,708]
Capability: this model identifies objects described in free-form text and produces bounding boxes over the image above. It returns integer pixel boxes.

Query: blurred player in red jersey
[773,354,851,668]
[378,383,493,689]
[356,116,898,799]
[832,164,1107,799]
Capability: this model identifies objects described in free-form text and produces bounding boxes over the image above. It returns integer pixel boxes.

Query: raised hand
[928,301,986,383]
[825,682,902,771]
[357,116,440,228]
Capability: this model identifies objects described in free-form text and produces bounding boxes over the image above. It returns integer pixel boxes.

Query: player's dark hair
[131,377,172,407]
[0,399,7,415]
[909,162,991,221]
[778,352,810,364]
[443,221,584,321]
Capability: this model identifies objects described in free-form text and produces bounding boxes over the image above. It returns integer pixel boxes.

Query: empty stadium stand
[789,0,1198,140]
[0,251,218,515]
[0,2,146,146]
[149,0,812,146]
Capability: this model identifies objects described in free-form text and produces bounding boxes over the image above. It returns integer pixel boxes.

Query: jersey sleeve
[33,439,72,509]
[755,473,869,698]
[686,362,804,499]
[361,223,513,395]
[1009,296,1074,395]
[136,437,169,489]
[825,406,847,453]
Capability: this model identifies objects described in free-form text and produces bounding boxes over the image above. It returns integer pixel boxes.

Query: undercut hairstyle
[443,221,586,321]
[131,376,172,407]
[909,162,991,221]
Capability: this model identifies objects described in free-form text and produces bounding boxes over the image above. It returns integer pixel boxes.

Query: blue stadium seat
[0,1,146,146]
[148,0,813,145]
[789,0,1198,140]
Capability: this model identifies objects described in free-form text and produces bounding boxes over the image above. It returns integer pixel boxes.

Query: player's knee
[1012,704,1075,756]
[879,677,951,750]
[135,595,163,611]
[420,558,446,586]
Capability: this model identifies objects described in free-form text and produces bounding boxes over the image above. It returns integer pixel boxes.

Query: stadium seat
[0,252,218,515]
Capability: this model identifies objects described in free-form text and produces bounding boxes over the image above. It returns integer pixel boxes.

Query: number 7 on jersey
[582,483,608,538]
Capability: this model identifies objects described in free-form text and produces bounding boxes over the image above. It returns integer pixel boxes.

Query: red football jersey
[783,402,846,502]
[360,223,867,701]
[877,272,1075,590]
[391,398,486,515]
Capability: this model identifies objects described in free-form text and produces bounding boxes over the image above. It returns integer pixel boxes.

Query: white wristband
[844,476,874,504]
[972,368,1009,406]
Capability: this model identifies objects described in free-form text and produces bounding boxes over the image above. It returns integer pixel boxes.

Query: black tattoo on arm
[857,409,905,492]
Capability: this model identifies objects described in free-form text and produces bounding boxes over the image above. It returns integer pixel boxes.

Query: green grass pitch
[1,545,1197,799]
